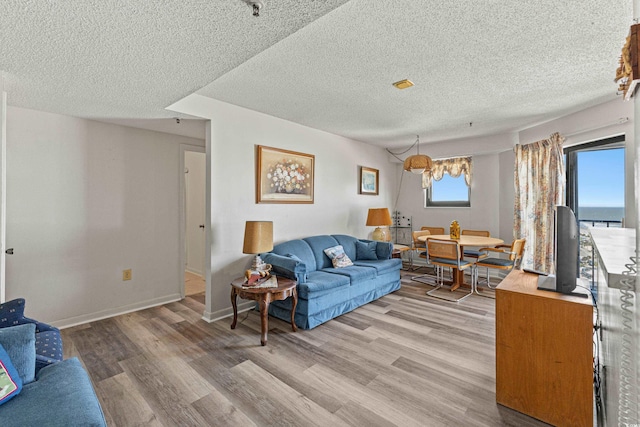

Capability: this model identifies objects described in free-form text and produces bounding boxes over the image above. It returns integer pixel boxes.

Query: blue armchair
[0,298,63,372]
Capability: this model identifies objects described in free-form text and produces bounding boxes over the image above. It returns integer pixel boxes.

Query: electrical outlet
[123,269,132,281]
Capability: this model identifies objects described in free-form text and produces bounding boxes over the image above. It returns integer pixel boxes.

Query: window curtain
[422,156,472,189]
[514,132,565,271]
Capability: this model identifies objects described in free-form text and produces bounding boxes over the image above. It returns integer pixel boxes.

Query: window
[424,157,472,207]
[425,173,471,207]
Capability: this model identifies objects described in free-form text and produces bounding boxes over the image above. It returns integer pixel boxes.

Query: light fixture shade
[366,208,393,227]
[403,154,433,174]
[243,221,273,254]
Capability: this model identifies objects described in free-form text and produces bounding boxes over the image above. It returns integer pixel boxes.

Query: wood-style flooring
[61,268,547,426]
[185,271,206,296]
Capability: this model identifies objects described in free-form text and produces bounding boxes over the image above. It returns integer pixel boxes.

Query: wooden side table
[230,275,297,346]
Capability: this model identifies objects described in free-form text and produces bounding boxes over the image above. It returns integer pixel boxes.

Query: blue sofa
[0,305,106,426]
[0,357,107,426]
[0,298,63,372]
[261,234,402,329]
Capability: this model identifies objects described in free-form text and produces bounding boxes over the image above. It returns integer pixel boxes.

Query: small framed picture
[359,166,379,195]
[256,145,315,204]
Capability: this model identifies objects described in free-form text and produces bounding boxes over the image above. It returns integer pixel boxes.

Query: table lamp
[366,208,393,241]
[243,221,273,271]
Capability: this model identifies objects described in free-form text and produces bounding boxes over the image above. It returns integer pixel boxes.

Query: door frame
[179,144,206,299]
[0,91,6,302]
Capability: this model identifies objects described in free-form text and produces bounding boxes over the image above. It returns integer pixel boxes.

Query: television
[536,205,586,297]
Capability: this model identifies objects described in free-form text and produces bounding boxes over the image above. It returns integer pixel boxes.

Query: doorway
[182,147,206,296]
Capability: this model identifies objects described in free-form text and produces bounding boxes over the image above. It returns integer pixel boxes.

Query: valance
[421,156,472,189]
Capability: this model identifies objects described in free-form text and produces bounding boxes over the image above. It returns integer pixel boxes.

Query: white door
[185,151,206,276]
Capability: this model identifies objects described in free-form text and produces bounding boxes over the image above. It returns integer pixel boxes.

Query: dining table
[417,234,504,291]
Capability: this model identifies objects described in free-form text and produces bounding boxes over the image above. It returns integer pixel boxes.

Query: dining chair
[475,238,526,294]
[461,229,491,261]
[410,230,440,285]
[420,227,449,278]
[425,239,475,302]
[410,230,430,269]
[421,226,445,235]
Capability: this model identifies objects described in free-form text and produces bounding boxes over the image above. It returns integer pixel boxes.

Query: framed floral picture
[359,166,379,195]
[256,145,315,204]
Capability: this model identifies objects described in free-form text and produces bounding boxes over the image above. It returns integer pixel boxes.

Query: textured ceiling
[0,0,633,147]
[0,0,349,120]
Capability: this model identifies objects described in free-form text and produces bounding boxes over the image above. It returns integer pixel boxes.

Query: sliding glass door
[565,135,625,281]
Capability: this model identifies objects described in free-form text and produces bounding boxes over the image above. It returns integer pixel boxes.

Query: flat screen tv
[536,205,586,297]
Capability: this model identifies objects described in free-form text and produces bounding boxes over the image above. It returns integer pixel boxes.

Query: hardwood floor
[185,271,206,296]
[61,268,547,426]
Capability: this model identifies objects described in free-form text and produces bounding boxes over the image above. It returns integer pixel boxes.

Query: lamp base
[250,255,267,271]
[372,226,391,242]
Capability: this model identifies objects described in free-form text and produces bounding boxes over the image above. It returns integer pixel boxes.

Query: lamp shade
[243,221,273,254]
[403,154,433,174]
[366,208,393,227]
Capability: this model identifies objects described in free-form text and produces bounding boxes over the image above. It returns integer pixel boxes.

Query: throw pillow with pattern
[323,245,354,268]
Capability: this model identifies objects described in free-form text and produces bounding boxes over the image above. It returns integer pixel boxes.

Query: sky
[431,174,468,201]
[577,148,624,207]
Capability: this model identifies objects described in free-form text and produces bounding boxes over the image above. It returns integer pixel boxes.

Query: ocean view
[578,206,624,227]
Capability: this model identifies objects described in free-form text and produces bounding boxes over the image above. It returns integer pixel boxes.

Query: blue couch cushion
[321,265,377,282]
[0,344,22,406]
[332,234,359,261]
[35,331,63,373]
[0,357,107,427]
[0,324,36,384]
[0,299,26,328]
[300,271,351,299]
[271,239,317,271]
[304,235,340,270]
[261,252,308,283]
[355,240,378,260]
[353,258,401,274]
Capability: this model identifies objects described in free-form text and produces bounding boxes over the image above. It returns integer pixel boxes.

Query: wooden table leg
[259,295,271,346]
[290,288,298,332]
[451,268,463,292]
[230,287,238,329]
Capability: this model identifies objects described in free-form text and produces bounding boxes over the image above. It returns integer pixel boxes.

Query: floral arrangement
[266,158,311,194]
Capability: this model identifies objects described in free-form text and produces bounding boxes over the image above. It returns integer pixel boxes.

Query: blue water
[578,206,624,224]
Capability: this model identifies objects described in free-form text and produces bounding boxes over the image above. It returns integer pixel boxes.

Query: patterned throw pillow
[0,343,22,406]
[323,245,354,268]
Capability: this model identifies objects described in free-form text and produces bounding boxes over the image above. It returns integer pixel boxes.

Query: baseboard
[54,294,183,329]
[202,301,255,323]
[185,267,204,277]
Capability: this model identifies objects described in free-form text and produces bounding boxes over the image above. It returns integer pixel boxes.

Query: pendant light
[403,135,432,174]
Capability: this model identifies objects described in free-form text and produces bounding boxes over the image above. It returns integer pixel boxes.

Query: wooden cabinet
[496,270,594,427]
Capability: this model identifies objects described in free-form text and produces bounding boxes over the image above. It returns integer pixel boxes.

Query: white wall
[168,94,397,321]
[5,106,205,326]
[498,149,516,241]
[394,152,504,240]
